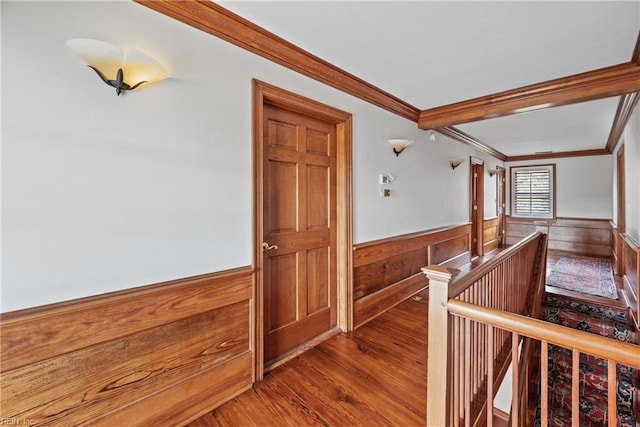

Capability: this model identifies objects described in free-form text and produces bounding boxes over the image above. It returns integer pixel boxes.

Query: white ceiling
[219,0,640,157]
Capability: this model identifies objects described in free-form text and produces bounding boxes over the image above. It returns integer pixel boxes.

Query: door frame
[495,166,506,248]
[470,157,485,257]
[252,79,353,381]
[616,144,626,275]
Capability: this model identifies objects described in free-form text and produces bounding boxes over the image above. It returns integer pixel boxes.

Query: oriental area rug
[547,255,617,299]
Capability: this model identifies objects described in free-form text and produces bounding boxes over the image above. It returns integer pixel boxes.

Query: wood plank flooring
[187,289,430,427]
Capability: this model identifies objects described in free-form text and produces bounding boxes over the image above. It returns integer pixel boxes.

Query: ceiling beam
[135,0,421,122]
[419,62,640,129]
[437,127,507,161]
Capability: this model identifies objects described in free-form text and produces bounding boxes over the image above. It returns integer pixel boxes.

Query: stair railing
[448,300,640,426]
[424,232,548,427]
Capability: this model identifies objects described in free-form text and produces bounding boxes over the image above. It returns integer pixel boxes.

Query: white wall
[1,1,501,312]
[506,155,613,219]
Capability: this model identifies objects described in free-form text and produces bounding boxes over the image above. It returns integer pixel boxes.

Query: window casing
[510,165,555,219]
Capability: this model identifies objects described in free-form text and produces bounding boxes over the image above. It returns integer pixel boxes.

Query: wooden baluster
[607,360,616,427]
[541,341,548,427]
[511,332,520,427]
[465,317,471,427]
[487,325,494,427]
[454,315,461,427]
[572,349,579,427]
[423,266,459,427]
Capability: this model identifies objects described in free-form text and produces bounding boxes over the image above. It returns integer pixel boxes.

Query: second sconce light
[388,139,414,157]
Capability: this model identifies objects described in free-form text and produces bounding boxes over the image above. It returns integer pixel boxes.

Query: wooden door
[496,166,506,248]
[470,158,485,257]
[261,103,337,365]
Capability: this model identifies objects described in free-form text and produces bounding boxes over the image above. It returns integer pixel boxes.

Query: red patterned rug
[547,255,617,299]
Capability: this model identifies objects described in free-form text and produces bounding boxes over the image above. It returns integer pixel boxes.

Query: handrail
[448,299,640,368]
[449,232,542,297]
[424,231,548,427]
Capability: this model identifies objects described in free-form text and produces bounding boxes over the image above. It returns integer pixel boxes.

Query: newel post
[422,265,458,427]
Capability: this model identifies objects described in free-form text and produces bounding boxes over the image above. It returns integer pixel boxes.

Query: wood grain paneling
[483,218,499,252]
[0,267,254,426]
[506,217,611,257]
[352,223,470,327]
[621,234,640,328]
[430,233,471,265]
[612,222,621,275]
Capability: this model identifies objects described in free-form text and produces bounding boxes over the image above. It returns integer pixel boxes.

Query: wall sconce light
[449,159,464,170]
[67,38,168,96]
[489,169,498,177]
[388,139,414,156]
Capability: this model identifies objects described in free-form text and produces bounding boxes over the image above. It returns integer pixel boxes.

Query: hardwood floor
[187,250,507,427]
[189,248,631,426]
[187,289,430,427]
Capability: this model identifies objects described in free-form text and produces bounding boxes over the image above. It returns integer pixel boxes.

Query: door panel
[307,247,330,314]
[262,103,337,364]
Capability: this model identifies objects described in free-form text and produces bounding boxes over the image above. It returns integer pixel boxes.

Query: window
[510,165,555,219]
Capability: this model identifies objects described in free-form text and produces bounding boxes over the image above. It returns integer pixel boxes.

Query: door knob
[262,242,278,251]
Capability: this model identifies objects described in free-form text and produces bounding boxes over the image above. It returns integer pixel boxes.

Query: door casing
[470,157,485,257]
[252,80,353,382]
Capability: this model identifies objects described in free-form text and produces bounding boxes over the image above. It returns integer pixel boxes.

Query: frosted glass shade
[66,38,168,91]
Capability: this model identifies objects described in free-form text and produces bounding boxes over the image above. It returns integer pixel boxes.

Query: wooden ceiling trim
[135,0,420,122]
[438,127,507,161]
[506,148,610,162]
[632,31,640,65]
[418,62,640,129]
[605,92,640,153]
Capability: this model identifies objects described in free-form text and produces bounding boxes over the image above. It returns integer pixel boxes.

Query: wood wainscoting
[0,267,253,426]
[612,221,622,275]
[352,223,470,328]
[621,233,640,328]
[506,217,611,257]
[483,217,499,252]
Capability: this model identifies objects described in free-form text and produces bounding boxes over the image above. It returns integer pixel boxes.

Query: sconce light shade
[449,159,464,170]
[489,169,498,177]
[66,38,168,96]
[388,139,414,157]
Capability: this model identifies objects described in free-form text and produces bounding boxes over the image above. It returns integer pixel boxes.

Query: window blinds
[513,169,551,217]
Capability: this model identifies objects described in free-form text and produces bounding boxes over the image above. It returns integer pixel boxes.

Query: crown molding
[138,1,639,162]
[605,92,640,153]
[135,0,420,122]
[505,148,610,162]
[438,127,507,161]
[632,31,640,65]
